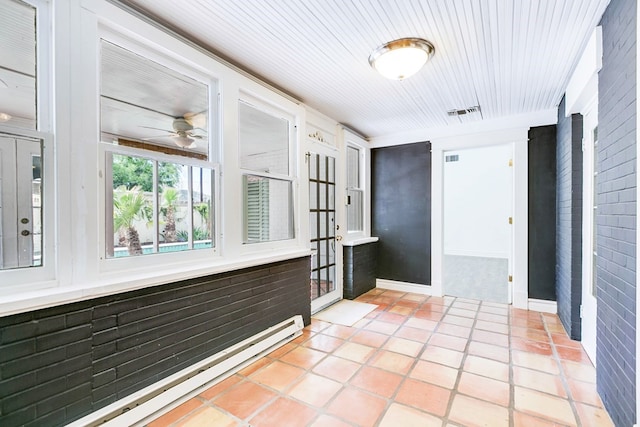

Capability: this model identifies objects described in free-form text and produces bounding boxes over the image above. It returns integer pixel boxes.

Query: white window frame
[0,0,56,295]
[237,92,301,252]
[341,128,371,242]
[1,0,310,315]
[96,26,222,275]
[346,144,364,234]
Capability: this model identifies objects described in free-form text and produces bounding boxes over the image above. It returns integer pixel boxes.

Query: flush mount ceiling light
[369,37,435,80]
[0,113,11,122]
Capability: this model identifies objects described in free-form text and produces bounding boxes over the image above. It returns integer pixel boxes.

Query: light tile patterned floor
[147,289,614,427]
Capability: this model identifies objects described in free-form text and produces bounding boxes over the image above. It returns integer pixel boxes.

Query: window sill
[341,236,379,246]
[0,248,312,317]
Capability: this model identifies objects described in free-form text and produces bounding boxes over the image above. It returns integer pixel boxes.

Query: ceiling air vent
[445,154,459,162]
[447,105,481,116]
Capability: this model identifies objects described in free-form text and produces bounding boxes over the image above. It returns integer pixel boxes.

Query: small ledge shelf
[341,236,379,247]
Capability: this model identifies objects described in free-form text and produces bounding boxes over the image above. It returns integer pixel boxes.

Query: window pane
[319,155,326,181]
[319,212,328,239]
[309,153,318,179]
[347,146,360,188]
[31,153,42,266]
[243,175,294,243]
[309,212,318,240]
[109,155,216,257]
[346,146,363,232]
[0,0,37,129]
[347,189,363,232]
[239,102,289,175]
[327,156,335,183]
[158,162,188,251]
[100,41,210,160]
[309,181,318,209]
[0,135,42,269]
[192,166,213,249]
[110,154,154,258]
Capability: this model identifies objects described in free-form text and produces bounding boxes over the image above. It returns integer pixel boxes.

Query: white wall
[443,144,512,258]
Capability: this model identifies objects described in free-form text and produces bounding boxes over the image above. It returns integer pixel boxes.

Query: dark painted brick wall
[343,242,378,299]
[0,257,310,427]
[528,125,558,301]
[555,97,583,340]
[372,142,431,285]
[597,0,637,424]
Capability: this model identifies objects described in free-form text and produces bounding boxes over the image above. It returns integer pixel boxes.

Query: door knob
[21,230,31,236]
[336,235,343,241]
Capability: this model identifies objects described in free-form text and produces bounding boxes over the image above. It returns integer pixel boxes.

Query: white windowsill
[342,236,379,246]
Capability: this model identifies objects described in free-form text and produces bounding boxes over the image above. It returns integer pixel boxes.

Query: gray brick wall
[0,257,311,426]
[343,242,378,299]
[597,0,637,424]
[555,97,583,340]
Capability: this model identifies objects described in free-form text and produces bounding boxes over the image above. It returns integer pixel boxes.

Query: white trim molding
[528,299,558,314]
[369,109,557,148]
[66,316,304,427]
[565,27,603,116]
[376,279,433,295]
[636,0,640,422]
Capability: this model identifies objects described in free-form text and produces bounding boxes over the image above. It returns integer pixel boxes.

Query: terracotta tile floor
[147,289,615,427]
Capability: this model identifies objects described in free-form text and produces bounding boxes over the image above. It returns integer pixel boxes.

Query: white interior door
[581,104,598,363]
[309,147,343,313]
[0,135,41,269]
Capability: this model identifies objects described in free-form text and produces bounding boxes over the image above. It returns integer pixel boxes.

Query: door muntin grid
[309,153,336,300]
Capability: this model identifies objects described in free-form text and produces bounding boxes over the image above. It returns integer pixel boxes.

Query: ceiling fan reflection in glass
[140,115,207,149]
[99,39,210,160]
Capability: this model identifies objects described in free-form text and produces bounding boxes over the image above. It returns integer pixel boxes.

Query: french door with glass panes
[309,148,342,313]
[0,135,42,269]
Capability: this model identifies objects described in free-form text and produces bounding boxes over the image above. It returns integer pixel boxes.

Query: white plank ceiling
[118,0,611,140]
[9,0,613,141]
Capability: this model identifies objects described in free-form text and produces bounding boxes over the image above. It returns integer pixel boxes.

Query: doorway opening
[442,144,514,303]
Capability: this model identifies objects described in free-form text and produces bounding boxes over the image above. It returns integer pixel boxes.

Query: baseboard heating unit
[67,315,305,427]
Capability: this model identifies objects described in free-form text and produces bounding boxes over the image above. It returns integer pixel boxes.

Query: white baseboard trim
[376,279,433,295]
[528,298,557,314]
[67,316,304,427]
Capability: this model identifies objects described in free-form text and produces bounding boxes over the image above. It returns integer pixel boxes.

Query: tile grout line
[357,291,454,426]
[441,295,465,426]
[508,302,515,427]
[366,291,435,427]
[151,289,609,427]
[543,312,583,427]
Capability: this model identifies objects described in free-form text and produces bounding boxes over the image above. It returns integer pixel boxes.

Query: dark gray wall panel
[372,143,431,285]
[555,97,583,340]
[597,0,637,424]
[0,257,310,427]
[528,125,557,301]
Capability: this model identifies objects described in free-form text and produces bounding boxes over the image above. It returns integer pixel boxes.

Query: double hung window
[346,145,363,233]
[0,0,50,273]
[100,40,216,258]
[238,99,295,243]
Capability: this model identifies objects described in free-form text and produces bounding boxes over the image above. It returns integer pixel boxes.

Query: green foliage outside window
[112,155,181,191]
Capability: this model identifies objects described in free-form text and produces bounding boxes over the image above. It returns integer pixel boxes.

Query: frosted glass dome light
[369,38,435,80]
